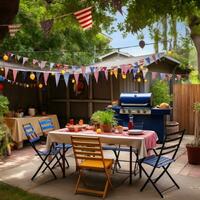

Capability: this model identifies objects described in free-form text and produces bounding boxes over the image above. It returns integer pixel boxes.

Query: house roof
[93,52,189,74]
[98,50,134,60]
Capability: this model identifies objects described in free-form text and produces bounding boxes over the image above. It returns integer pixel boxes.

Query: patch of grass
[0,182,58,200]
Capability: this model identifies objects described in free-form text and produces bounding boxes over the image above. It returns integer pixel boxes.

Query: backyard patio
[1,1,200,200]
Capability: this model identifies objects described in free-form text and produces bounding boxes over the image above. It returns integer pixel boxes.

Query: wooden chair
[71,136,113,199]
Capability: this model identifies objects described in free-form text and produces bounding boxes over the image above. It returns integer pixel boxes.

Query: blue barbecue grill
[112,93,171,143]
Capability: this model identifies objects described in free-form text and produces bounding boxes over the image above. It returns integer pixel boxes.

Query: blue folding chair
[138,129,185,198]
[39,118,72,168]
[23,123,62,180]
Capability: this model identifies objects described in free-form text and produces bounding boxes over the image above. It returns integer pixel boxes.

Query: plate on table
[128,129,143,135]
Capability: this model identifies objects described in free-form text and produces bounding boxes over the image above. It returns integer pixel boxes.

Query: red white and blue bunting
[0,52,182,88]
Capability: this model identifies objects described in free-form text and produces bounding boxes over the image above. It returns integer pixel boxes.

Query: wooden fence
[173,84,200,134]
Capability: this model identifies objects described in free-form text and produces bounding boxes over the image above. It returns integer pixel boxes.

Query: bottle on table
[69,118,74,125]
[128,115,134,130]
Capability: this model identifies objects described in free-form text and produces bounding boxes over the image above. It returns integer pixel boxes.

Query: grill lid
[120,93,152,107]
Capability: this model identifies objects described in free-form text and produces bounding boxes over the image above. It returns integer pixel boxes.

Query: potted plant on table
[186,102,200,164]
[0,95,11,158]
[91,110,117,132]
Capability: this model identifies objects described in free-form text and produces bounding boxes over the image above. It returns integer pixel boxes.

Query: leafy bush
[0,95,11,157]
[0,95,9,117]
[150,80,171,106]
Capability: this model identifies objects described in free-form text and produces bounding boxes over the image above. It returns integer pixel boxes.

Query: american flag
[74,7,93,30]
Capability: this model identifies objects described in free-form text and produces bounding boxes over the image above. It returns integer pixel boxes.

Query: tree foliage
[99,0,200,73]
[0,0,115,65]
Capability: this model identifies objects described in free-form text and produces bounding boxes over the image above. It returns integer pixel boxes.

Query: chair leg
[139,164,164,198]
[75,170,82,194]
[113,150,121,168]
[103,179,109,199]
[32,155,57,180]
[164,168,180,189]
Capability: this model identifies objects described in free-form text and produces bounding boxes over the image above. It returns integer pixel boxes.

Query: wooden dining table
[46,128,158,184]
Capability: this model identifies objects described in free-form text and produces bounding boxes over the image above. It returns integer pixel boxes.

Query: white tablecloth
[47,128,157,158]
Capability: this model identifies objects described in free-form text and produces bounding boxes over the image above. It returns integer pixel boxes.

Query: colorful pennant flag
[113,68,118,79]
[22,71,27,81]
[84,73,90,85]
[139,59,145,66]
[32,59,38,65]
[16,55,21,61]
[90,66,94,73]
[74,73,79,84]
[36,72,41,81]
[145,57,151,65]
[8,24,21,37]
[160,73,166,80]
[132,68,138,78]
[49,63,55,70]
[94,69,99,83]
[81,66,86,75]
[12,69,18,82]
[39,61,47,69]
[55,73,60,87]
[4,68,9,79]
[74,7,93,30]
[43,72,49,85]
[22,57,28,65]
[63,73,70,87]
[142,68,149,79]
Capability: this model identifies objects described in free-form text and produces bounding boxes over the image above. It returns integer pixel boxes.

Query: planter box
[186,145,200,165]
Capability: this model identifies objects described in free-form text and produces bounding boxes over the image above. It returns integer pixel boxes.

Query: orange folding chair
[71,136,113,199]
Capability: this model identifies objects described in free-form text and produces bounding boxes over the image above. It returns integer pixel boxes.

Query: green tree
[99,0,200,74]
[0,0,114,65]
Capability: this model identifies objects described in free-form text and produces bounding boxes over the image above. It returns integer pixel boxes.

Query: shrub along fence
[173,84,200,134]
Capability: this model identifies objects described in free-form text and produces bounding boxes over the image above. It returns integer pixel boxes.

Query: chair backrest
[23,123,40,144]
[159,129,185,160]
[71,136,106,168]
[39,118,54,133]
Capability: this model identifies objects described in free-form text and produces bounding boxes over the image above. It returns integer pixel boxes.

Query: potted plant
[91,110,117,132]
[186,102,200,164]
[0,95,11,158]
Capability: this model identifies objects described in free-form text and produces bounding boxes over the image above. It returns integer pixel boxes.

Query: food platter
[128,129,144,135]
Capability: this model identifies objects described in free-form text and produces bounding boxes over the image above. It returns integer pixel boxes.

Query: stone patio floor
[0,135,200,200]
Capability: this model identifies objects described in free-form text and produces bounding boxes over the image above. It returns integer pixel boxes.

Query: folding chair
[38,118,55,136]
[39,118,72,169]
[23,123,62,180]
[71,136,113,199]
[138,129,185,198]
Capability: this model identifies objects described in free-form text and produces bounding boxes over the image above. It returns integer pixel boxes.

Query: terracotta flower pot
[100,124,112,133]
[186,145,200,164]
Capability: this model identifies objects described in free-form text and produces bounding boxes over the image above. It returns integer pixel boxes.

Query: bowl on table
[67,125,82,132]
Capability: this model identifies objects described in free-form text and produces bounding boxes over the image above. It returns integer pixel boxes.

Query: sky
[107,12,187,56]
